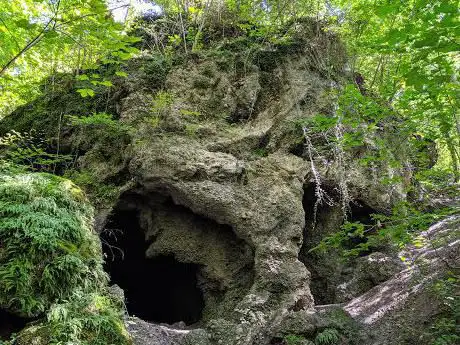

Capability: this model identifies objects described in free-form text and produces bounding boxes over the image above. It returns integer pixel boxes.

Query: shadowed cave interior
[101,207,205,325]
[300,183,377,305]
[0,310,31,340]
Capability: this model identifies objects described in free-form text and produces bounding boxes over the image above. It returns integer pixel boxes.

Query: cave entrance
[300,183,378,305]
[102,207,204,325]
[0,310,30,340]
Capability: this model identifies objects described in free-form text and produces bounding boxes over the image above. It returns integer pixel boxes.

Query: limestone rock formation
[271,214,459,345]
[344,214,460,345]
[1,18,455,345]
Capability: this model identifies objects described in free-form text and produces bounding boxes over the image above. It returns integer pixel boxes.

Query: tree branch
[0,19,54,77]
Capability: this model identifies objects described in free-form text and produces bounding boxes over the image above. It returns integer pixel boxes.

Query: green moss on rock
[0,173,106,317]
[16,291,131,345]
[0,172,131,344]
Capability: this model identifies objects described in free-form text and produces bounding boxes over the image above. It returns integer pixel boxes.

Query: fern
[284,334,314,345]
[315,328,340,345]
[0,173,106,317]
[0,172,131,344]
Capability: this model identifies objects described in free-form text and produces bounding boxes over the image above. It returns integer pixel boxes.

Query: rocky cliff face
[1,19,457,345]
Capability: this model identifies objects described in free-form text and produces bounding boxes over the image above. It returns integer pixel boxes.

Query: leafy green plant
[0,0,139,117]
[0,130,72,173]
[15,290,131,345]
[430,274,460,345]
[0,172,130,344]
[311,201,454,258]
[0,173,106,317]
[253,148,268,157]
[67,112,132,154]
[185,123,200,136]
[332,0,460,181]
[151,91,174,117]
[67,113,130,135]
[315,328,340,345]
[143,54,171,88]
[284,334,313,345]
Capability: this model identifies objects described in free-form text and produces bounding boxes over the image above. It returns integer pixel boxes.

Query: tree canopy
[0,1,458,344]
[0,0,138,114]
[1,0,458,177]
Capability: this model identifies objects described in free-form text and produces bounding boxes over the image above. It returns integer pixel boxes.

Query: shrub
[15,290,131,345]
[284,334,314,345]
[430,274,460,345]
[0,173,107,317]
[0,131,73,173]
[315,328,340,345]
[0,172,131,344]
[143,54,171,88]
[67,112,131,143]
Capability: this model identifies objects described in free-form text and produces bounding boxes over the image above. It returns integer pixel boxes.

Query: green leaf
[76,75,89,81]
[76,89,95,98]
[115,71,128,77]
[15,18,30,29]
[413,32,439,48]
[99,80,113,87]
[44,30,59,39]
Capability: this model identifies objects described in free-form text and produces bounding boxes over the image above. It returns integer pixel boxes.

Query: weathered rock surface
[344,214,460,345]
[1,18,449,345]
[125,317,211,345]
[272,214,459,345]
[335,252,405,303]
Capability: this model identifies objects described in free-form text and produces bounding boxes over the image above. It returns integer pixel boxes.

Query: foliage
[0,130,72,173]
[0,1,458,341]
[0,173,106,317]
[0,0,139,117]
[150,91,175,117]
[429,273,460,345]
[298,84,413,224]
[67,112,132,158]
[284,334,313,345]
[0,172,130,344]
[314,328,340,345]
[253,148,269,157]
[142,54,171,88]
[16,290,131,345]
[330,0,460,181]
[311,201,454,258]
[68,112,130,135]
[1,0,458,180]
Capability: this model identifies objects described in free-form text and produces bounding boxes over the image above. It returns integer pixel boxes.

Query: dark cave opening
[0,310,31,340]
[300,183,378,305]
[301,183,377,247]
[101,207,205,325]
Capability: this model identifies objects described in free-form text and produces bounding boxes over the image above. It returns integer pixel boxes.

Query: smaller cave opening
[299,183,379,305]
[102,207,205,325]
[348,200,376,225]
[0,310,31,340]
[341,200,378,256]
[289,139,305,158]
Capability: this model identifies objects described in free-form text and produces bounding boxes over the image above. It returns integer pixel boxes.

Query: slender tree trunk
[0,0,61,77]
[0,24,50,77]
[444,133,460,182]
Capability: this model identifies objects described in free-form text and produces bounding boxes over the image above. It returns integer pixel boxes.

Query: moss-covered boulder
[0,172,131,344]
[0,173,105,317]
[15,292,131,345]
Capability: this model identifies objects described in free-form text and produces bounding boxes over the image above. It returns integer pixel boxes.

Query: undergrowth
[0,172,130,344]
[14,290,130,345]
[429,273,460,345]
